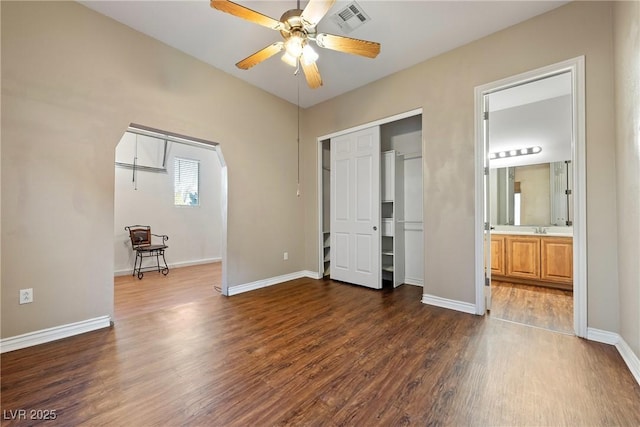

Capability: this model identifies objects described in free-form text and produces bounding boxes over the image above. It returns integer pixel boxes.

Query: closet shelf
[382,251,394,256]
[382,265,394,272]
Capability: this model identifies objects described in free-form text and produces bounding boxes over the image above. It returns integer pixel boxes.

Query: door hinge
[483,111,489,120]
[565,189,572,195]
[484,166,489,176]
[485,277,490,286]
[484,222,490,231]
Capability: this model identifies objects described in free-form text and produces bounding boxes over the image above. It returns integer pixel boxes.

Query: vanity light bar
[489,146,542,160]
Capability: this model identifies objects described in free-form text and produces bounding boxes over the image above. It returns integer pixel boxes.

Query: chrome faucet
[534,226,548,234]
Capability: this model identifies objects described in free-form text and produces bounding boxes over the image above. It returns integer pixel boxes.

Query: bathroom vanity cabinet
[491,234,573,290]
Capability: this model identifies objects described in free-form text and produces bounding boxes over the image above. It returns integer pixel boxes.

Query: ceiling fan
[210,0,381,89]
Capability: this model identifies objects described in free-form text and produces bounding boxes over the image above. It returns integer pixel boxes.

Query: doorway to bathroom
[475,57,586,336]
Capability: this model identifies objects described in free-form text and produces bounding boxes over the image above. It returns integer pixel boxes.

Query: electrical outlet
[20,288,33,304]
[283,252,289,261]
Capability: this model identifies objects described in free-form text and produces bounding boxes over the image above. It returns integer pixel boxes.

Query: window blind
[174,158,199,206]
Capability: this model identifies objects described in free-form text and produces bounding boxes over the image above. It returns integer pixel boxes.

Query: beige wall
[1,1,304,338]
[613,1,640,356]
[302,1,620,331]
[515,164,551,226]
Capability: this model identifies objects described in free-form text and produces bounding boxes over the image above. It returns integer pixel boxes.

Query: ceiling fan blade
[301,0,336,27]
[210,0,281,30]
[236,42,284,70]
[301,60,323,89]
[316,33,380,58]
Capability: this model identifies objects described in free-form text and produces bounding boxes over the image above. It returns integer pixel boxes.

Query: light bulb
[301,44,319,65]
[285,35,303,58]
[509,150,517,156]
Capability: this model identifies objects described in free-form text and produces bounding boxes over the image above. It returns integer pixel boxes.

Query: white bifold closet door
[330,126,381,289]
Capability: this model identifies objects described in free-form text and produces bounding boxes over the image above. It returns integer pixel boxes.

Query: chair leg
[161,250,169,276]
[132,252,138,277]
[135,251,144,280]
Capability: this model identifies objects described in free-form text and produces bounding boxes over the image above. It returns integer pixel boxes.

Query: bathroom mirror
[490,161,572,226]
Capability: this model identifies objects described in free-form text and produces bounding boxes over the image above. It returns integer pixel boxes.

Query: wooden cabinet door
[541,237,573,284]
[490,235,506,276]
[506,236,540,279]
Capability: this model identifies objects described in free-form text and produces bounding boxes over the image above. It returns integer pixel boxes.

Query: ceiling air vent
[330,1,371,34]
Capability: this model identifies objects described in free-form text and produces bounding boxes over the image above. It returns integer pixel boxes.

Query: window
[174,158,199,206]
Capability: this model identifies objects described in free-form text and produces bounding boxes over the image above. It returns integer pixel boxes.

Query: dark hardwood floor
[2,265,639,426]
[490,280,574,334]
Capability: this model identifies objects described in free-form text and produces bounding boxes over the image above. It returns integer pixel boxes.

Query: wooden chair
[125,225,169,279]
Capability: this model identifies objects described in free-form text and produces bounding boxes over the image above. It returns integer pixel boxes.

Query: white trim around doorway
[473,56,587,337]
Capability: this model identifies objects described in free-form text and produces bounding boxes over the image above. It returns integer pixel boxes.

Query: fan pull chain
[296,76,301,197]
[294,59,300,76]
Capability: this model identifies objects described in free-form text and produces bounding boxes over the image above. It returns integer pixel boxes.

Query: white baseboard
[587,327,640,387]
[169,258,221,269]
[303,270,323,280]
[114,258,221,276]
[228,270,315,296]
[586,327,620,345]
[421,293,477,315]
[404,278,423,287]
[616,338,640,387]
[0,316,111,354]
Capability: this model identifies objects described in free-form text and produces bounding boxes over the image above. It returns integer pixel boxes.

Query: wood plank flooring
[2,265,640,426]
[114,262,222,321]
[490,280,574,334]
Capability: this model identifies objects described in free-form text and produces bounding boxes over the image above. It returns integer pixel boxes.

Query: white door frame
[473,57,587,337]
[217,146,229,296]
[316,108,423,278]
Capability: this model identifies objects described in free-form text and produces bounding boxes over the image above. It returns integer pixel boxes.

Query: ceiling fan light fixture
[285,33,304,57]
[281,52,298,67]
[211,0,379,89]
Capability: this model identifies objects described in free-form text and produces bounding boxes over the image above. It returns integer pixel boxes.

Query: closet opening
[317,109,423,292]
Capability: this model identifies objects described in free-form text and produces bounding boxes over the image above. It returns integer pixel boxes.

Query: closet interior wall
[380,115,424,286]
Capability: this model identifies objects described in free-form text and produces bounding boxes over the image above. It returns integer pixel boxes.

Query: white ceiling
[79,0,569,108]
[489,73,573,169]
[489,72,572,112]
